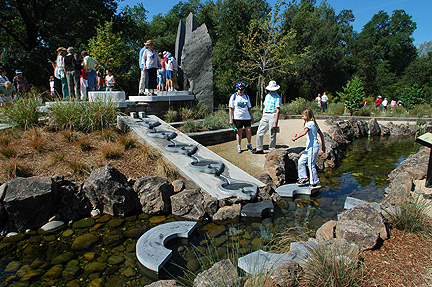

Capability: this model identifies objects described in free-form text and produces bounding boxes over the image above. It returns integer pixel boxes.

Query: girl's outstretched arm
[292,128,309,141]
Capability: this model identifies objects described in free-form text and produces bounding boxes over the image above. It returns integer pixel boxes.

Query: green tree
[280,0,355,101]
[337,77,366,112]
[398,84,426,109]
[239,4,295,106]
[88,21,133,89]
[351,10,417,94]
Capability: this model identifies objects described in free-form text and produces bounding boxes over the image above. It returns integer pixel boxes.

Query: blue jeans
[87,70,97,91]
[66,70,80,98]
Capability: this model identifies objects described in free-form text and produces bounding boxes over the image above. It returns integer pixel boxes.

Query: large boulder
[368,118,381,137]
[3,176,55,232]
[193,259,239,287]
[264,149,289,186]
[52,175,91,221]
[337,120,355,141]
[81,165,138,216]
[348,118,368,139]
[146,280,182,287]
[338,203,387,240]
[315,220,337,243]
[386,122,414,136]
[382,171,413,207]
[212,204,241,222]
[388,146,429,181]
[171,188,217,220]
[326,125,349,151]
[181,15,213,111]
[335,219,379,252]
[134,176,174,215]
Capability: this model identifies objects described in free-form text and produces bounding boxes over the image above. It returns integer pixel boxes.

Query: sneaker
[252,149,264,154]
[247,143,253,151]
[309,183,322,190]
[296,178,309,186]
[237,146,241,154]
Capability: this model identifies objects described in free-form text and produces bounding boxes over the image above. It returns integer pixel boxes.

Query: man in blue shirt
[253,80,281,154]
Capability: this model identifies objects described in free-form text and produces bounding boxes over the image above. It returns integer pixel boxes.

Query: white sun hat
[266,80,280,91]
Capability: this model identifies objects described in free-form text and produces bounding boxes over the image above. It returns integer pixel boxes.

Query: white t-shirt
[105,75,115,87]
[142,49,160,69]
[305,120,320,148]
[229,93,252,120]
[321,94,328,103]
[382,99,388,107]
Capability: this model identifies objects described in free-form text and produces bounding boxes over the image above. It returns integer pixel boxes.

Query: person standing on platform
[81,51,100,91]
[253,80,281,154]
[138,44,147,95]
[141,40,161,96]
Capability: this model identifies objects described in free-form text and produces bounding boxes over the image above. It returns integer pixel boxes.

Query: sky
[119,0,431,45]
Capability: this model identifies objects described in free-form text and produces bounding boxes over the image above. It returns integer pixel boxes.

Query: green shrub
[164,109,179,122]
[118,135,136,150]
[2,96,41,130]
[179,107,195,121]
[384,195,431,235]
[252,110,262,122]
[280,98,310,115]
[202,110,228,131]
[182,120,201,133]
[391,105,409,117]
[326,102,345,116]
[352,105,373,117]
[409,104,432,118]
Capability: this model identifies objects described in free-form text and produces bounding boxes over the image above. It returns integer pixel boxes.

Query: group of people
[315,92,329,112]
[0,68,30,104]
[374,96,399,112]
[48,47,116,101]
[138,40,179,96]
[229,80,325,190]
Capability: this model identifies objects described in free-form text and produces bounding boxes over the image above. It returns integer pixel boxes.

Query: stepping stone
[238,240,317,275]
[189,158,225,175]
[218,179,257,200]
[241,200,274,217]
[275,183,318,197]
[165,141,198,156]
[136,221,197,272]
[40,221,66,233]
[344,196,381,212]
[147,129,177,140]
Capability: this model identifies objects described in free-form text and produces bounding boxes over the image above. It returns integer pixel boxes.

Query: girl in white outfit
[292,108,326,189]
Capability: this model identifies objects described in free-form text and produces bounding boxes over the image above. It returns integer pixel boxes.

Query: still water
[0,136,420,286]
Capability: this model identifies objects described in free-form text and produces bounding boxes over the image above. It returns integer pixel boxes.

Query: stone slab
[118,115,264,200]
[40,221,66,232]
[240,200,274,217]
[275,183,319,197]
[136,221,197,272]
[344,196,381,212]
[237,240,318,275]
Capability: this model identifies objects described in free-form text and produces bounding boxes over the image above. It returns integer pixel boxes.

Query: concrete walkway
[208,118,415,177]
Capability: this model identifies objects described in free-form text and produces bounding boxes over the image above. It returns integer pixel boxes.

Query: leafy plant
[325,102,345,116]
[337,77,366,113]
[164,109,179,123]
[398,84,426,109]
[62,130,79,143]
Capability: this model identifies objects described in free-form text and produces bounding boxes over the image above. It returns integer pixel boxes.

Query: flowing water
[0,136,420,286]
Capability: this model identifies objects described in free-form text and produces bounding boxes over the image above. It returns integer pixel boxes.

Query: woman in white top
[141,40,161,96]
[229,82,254,153]
[105,70,116,91]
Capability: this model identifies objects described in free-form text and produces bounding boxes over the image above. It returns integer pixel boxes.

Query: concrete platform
[118,115,264,200]
[275,183,319,197]
[344,196,381,212]
[136,221,197,272]
[128,91,194,103]
[237,240,318,275]
[89,91,127,107]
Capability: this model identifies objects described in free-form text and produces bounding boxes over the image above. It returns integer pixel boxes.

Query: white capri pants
[298,146,320,185]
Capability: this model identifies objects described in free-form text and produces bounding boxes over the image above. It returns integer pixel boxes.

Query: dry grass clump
[62,130,80,143]
[142,145,161,161]
[101,129,118,142]
[384,194,432,236]
[68,159,91,175]
[2,159,31,179]
[301,240,363,287]
[76,139,93,151]
[45,151,66,166]
[118,135,136,150]
[101,143,122,159]
[29,137,48,152]
[0,146,17,158]
[156,159,179,180]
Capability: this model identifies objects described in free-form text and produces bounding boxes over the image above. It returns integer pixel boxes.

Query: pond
[0,136,420,286]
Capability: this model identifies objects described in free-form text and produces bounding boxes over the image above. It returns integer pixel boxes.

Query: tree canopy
[0,0,429,108]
